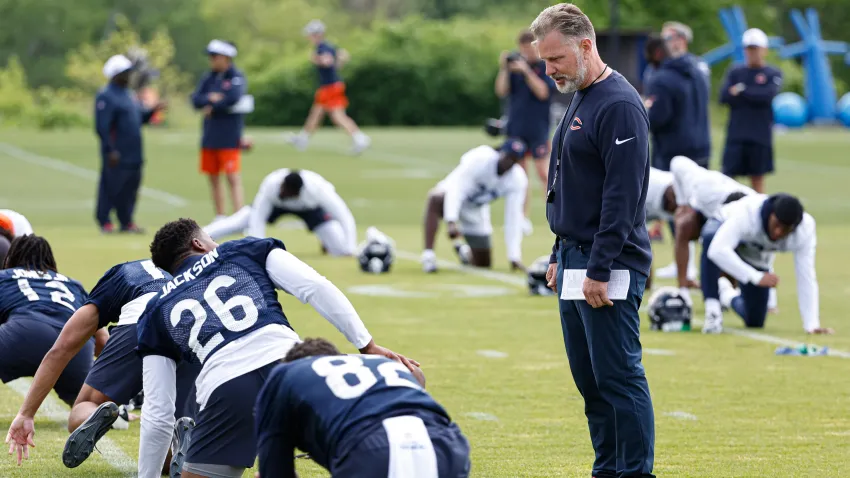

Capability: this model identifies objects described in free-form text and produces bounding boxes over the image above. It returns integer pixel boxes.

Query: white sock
[718,277,741,309]
[687,242,697,270]
[421,249,435,261]
[705,298,722,317]
[768,287,778,309]
[353,131,369,144]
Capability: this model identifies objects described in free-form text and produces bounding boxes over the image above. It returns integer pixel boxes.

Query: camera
[484,117,506,137]
[126,48,160,91]
[505,51,523,64]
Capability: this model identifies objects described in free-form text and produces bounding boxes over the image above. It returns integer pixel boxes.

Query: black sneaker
[170,417,195,478]
[63,402,120,468]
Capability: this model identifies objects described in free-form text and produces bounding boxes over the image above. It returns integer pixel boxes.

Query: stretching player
[204,168,357,256]
[5,259,200,472]
[0,209,34,238]
[421,141,528,273]
[256,338,471,478]
[644,167,682,288]
[700,193,832,334]
[136,219,414,478]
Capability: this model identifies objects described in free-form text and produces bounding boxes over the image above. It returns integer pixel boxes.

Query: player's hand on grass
[679,278,700,289]
[808,327,835,335]
[758,272,780,288]
[446,222,460,239]
[5,413,35,466]
[359,340,421,370]
[582,277,613,308]
[546,263,558,293]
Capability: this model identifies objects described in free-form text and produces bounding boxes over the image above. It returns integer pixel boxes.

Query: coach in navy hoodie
[645,51,711,170]
[533,4,656,478]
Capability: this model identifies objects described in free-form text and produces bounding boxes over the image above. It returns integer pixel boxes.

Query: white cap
[103,54,133,80]
[742,28,769,48]
[206,39,237,57]
[303,20,326,35]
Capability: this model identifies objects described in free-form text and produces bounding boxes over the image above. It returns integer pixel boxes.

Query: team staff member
[661,21,711,82]
[286,20,371,155]
[95,55,164,234]
[533,4,655,477]
[191,39,247,222]
[495,29,557,223]
[720,28,782,194]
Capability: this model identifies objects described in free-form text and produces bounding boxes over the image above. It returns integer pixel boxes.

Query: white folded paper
[229,94,254,114]
[560,269,630,301]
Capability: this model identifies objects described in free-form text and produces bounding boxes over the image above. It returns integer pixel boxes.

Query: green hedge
[247,17,522,126]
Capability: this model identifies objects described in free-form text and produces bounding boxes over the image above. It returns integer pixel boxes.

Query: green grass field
[1,124,849,477]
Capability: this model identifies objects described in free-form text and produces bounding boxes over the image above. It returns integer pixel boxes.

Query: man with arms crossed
[535,4,655,477]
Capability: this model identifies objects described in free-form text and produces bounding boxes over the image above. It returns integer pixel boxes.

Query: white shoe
[655,262,698,280]
[352,133,371,155]
[702,311,724,334]
[522,217,534,236]
[285,132,309,152]
[421,251,437,273]
[455,243,472,265]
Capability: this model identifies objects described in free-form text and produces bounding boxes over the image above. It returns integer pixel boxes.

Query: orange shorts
[200,148,241,175]
[314,82,349,110]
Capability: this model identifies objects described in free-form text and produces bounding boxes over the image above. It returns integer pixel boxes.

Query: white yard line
[6,378,137,475]
[0,143,189,207]
[396,250,850,359]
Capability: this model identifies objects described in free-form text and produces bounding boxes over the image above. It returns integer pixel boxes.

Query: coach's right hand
[546,263,558,293]
[5,412,36,466]
[107,151,120,168]
[758,272,779,288]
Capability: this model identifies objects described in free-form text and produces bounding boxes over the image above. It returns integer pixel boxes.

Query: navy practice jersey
[85,260,172,329]
[0,268,88,328]
[256,355,451,476]
[137,237,292,365]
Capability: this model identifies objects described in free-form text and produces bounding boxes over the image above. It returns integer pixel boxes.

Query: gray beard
[555,57,589,94]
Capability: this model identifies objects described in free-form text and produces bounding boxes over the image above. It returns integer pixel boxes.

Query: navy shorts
[186,362,277,468]
[332,418,471,477]
[722,141,774,176]
[84,324,200,416]
[0,318,94,405]
[267,206,330,231]
[508,135,549,160]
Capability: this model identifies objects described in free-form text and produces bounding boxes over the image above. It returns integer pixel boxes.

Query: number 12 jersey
[0,268,87,327]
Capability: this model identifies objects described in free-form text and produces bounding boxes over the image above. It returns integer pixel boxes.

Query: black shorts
[0,318,94,404]
[722,141,774,177]
[508,135,549,160]
[267,206,330,231]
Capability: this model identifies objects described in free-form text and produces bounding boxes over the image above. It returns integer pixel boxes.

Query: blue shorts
[267,206,330,231]
[508,135,549,160]
[331,417,471,477]
[84,324,200,416]
[722,141,774,177]
[186,362,278,467]
[0,318,94,405]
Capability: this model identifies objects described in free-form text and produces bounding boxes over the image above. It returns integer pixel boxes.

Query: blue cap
[500,138,528,159]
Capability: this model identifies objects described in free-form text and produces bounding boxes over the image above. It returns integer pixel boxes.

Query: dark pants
[556,240,655,478]
[700,220,770,327]
[96,166,142,229]
[722,141,774,177]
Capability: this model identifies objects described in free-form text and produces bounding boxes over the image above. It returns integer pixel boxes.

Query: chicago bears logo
[511,140,523,152]
[535,144,548,158]
[570,117,582,131]
[222,80,231,90]
[755,73,767,85]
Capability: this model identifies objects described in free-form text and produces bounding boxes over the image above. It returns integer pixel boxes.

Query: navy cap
[772,193,804,227]
[500,138,528,159]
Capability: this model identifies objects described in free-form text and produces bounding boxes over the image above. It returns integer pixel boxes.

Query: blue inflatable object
[773,92,808,127]
[702,6,784,67]
[837,93,850,127]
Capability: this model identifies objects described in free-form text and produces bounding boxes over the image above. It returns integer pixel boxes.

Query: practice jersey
[646,168,674,222]
[671,156,754,219]
[436,145,527,261]
[85,260,172,329]
[709,194,818,330]
[0,268,87,328]
[256,355,451,474]
[0,209,34,237]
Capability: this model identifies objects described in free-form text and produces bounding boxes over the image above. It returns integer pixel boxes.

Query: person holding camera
[495,30,557,228]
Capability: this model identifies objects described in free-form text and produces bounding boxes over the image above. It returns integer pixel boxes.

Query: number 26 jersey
[0,268,88,328]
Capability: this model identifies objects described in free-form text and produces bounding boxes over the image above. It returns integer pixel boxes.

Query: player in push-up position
[256,337,470,478]
[421,140,528,273]
[699,193,833,335]
[5,258,200,473]
[136,219,414,478]
[203,168,357,256]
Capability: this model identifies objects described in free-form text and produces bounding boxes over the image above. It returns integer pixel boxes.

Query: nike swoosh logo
[615,137,635,145]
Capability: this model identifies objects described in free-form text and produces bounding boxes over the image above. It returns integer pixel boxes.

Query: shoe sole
[170,417,195,478]
[63,402,120,468]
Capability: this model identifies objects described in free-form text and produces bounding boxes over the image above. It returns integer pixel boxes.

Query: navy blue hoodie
[646,56,711,168]
[190,65,246,150]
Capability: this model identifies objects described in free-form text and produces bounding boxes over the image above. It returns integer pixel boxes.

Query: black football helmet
[647,286,692,332]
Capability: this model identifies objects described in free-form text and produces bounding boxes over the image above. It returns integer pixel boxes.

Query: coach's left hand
[583,277,613,308]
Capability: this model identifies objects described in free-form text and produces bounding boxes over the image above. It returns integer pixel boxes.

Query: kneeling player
[137,219,413,478]
[700,193,832,334]
[203,168,357,256]
[256,338,471,478]
[421,141,527,272]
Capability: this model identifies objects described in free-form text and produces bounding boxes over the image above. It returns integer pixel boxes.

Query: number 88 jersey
[137,237,294,366]
[0,268,88,328]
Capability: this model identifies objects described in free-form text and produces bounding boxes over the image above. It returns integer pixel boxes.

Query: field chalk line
[6,378,137,475]
[395,251,850,359]
[0,143,188,207]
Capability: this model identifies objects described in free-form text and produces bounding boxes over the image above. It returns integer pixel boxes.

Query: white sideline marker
[464,412,499,422]
[6,378,137,475]
[664,411,698,421]
[477,350,509,359]
[644,349,676,356]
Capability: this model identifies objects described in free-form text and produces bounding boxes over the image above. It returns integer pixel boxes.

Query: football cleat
[454,243,472,265]
[63,402,120,468]
[702,310,724,334]
[170,417,195,478]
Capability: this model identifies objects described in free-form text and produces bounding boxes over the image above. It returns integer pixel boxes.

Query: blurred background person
[94,54,164,234]
[126,47,164,125]
[661,21,711,82]
[720,28,782,194]
[191,39,247,223]
[495,29,556,233]
[642,33,667,97]
[286,20,371,155]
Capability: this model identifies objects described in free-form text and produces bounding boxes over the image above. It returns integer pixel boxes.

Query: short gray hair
[529,3,596,45]
[662,21,693,43]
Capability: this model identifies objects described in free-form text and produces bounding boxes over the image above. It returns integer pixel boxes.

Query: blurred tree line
[0,0,848,127]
